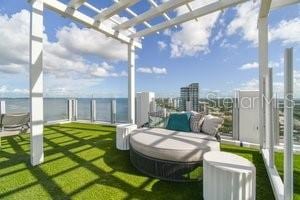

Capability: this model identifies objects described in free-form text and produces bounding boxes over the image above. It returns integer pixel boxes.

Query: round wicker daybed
[129,128,220,182]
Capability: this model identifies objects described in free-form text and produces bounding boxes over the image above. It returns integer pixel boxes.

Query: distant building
[180,83,199,111]
[172,98,180,109]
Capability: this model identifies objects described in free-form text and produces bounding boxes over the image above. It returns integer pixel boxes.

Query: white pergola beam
[186,3,198,21]
[114,0,194,31]
[265,67,274,167]
[128,42,135,124]
[259,0,271,18]
[258,17,268,149]
[147,0,177,27]
[271,0,300,10]
[94,0,140,23]
[130,0,248,38]
[30,0,44,166]
[68,0,86,9]
[43,0,141,48]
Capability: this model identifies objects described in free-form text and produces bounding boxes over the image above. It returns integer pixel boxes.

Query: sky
[0,0,299,98]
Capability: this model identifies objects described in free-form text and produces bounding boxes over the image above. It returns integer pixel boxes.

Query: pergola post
[284,47,293,200]
[258,17,268,150]
[266,67,274,167]
[29,0,44,166]
[128,41,135,124]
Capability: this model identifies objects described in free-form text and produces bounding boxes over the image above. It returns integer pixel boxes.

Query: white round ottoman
[203,151,256,200]
[116,124,137,150]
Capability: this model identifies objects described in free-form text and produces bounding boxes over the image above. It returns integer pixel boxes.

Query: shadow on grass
[0,123,281,200]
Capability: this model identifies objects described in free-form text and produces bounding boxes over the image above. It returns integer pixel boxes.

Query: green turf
[0,123,298,199]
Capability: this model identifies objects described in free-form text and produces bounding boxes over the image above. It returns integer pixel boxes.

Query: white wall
[136,92,155,127]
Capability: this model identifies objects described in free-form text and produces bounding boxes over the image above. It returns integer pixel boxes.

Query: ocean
[0,98,128,123]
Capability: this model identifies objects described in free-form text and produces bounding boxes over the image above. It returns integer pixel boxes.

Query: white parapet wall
[238,90,260,144]
[136,92,155,127]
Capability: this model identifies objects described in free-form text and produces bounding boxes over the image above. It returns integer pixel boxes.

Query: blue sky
[0,0,299,98]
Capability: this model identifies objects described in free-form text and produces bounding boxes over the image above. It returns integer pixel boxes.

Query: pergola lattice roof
[42,0,298,48]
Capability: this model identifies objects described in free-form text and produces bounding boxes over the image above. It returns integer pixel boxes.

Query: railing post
[284,47,293,200]
[111,99,116,124]
[68,99,78,121]
[266,67,274,167]
[232,92,239,140]
[90,99,96,123]
[273,96,280,145]
[74,99,78,121]
[68,99,73,121]
[0,100,6,115]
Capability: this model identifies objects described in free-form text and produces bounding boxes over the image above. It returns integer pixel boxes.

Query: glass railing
[44,98,68,122]
[77,98,91,121]
[3,98,68,122]
[116,98,128,123]
[96,99,111,122]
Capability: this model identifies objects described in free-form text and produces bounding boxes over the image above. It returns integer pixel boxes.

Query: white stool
[116,124,137,150]
[203,151,256,200]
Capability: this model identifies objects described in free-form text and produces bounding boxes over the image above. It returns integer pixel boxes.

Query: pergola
[27,0,298,199]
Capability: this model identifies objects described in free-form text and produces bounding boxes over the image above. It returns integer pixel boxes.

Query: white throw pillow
[201,115,223,136]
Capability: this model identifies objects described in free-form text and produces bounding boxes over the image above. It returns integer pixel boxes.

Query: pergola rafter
[43,0,141,48]
[130,0,248,38]
[94,0,140,23]
[113,0,194,31]
[68,0,86,9]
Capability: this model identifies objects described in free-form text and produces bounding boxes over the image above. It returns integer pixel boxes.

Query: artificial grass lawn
[0,123,298,199]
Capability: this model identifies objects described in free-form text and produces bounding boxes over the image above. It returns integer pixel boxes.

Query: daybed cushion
[201,115,223,136]
[166,112,191,132]
[130,128,220,162]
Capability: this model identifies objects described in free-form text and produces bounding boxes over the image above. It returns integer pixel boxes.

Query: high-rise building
[180,83,199,111]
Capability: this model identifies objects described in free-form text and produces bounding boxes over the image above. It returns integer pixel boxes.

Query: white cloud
[0,85,29,95]
[227,1,259,45]
[0,10,131,97]
[137,67,152,73]
[89,62,125,78]
[152,67,167,74]
[239,79,259,90]
[167,1,221,57]
[0,10,30,73]
[0,10,128,75]
[227,1,300,46]
[239,61,280,70]
[239,72,300,97]
[270,18,300,45]
[157,41,167,50]
[220,39,237,49]
[55,23,128,62]
[239,62,258,70]
[137,67,167,74]
[0,85,8,93]
[269,61,280,68]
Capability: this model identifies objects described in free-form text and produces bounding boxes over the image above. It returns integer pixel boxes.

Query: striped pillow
[201,115,224,136]
[190,112,205,133]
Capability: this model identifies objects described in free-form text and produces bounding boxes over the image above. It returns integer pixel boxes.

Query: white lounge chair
[0,113,30,148]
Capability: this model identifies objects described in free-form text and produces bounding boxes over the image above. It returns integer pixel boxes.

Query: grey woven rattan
[130,145,203,182]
